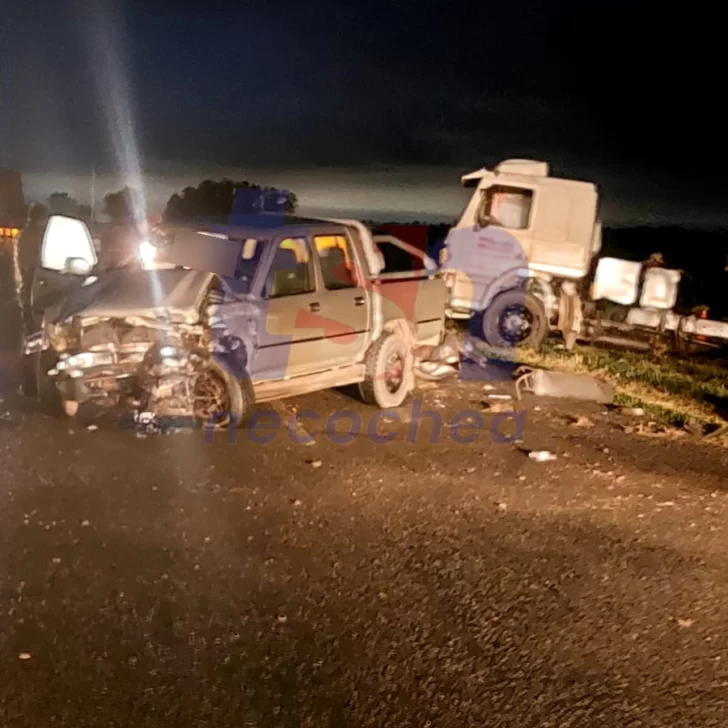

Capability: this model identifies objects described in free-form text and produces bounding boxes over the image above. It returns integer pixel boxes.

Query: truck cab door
[31,215,98,316]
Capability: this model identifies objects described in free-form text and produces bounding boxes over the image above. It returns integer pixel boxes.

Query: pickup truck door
[253,236,328,381]
[31,215,98,317]
[307,231,370,369]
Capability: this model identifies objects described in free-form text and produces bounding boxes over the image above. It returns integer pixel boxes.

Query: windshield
[226,237,268,294]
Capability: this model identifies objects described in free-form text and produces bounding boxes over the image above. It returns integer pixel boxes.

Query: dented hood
[49,269,216,325]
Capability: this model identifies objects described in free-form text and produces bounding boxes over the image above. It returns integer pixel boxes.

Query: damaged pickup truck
[22,214,448,427]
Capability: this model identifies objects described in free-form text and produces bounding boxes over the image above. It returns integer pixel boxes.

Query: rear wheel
[193,358,253,429]
[358,331,413,409]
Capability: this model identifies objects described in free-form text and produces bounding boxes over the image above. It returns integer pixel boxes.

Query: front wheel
[192,358,253,429]
[358,331,414,409]
[480,290,548,349]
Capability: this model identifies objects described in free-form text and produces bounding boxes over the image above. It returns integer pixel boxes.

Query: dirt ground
[1,261,728,726]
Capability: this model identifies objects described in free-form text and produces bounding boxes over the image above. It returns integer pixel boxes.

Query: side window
[477,185,533,230]
[314,235,357,290]
[376,242,427,273]
[264,237,315,298]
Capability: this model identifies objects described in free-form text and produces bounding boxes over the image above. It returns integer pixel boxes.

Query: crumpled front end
[47,315,211,418]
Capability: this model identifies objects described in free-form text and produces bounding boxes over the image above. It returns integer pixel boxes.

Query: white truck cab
[441,159,603,347]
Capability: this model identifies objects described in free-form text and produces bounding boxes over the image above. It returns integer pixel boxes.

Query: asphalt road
[2,263,728,727]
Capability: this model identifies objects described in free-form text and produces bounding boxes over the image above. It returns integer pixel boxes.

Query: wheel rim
[383,350,405,394]
[193,368,231,426]
[499,304,534,344]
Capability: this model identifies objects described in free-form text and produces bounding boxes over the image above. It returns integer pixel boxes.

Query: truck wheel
[481,290,548,349]
[193,358,254,429]
[359,331,413,408]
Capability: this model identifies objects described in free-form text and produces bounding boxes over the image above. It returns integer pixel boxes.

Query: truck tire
[481,290,548,349]
[358,331,413,409]
[193,358,254,429]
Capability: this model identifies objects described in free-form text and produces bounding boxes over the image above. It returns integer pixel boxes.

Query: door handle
[354,296,365,306]
[309,302,321,312]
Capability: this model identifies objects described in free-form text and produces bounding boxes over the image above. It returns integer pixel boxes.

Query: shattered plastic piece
[17,653,32,661]
[308,459,323,468]
[571,415,595,428]
[86,424,98,432]
[488,393,513,401]
[528,450,558,462]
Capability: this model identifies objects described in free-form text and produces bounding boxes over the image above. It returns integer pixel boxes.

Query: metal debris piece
[429,332,460,365]
[415,360,459,381]
[515,367,613,403]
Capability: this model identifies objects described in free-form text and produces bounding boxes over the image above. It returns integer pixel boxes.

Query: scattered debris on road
[621,407,645,417]
[528,450,558,462]
[307,459,323,468]
[571,415,595,428]
[17,653,32,661]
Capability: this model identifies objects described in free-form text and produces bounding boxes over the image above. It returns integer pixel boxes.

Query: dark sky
[1,0,724,226]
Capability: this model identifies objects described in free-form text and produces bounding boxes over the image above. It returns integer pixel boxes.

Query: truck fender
[477,265,531,312]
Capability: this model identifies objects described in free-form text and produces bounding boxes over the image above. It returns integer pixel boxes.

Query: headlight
[56,351,115,371]
[138,240,157,268]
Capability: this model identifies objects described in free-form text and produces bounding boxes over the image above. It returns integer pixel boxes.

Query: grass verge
[514,342,728,432]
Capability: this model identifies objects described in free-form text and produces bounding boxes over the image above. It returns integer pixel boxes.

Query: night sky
[1,0,723,226]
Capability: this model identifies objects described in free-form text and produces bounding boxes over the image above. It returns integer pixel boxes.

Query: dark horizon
[2,1,724,228]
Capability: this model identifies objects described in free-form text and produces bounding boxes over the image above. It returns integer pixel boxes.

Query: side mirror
[62,256,92,276]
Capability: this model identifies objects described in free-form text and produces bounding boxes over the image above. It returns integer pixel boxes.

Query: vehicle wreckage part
[481,290,548,349]
[23,331,46,356]
[515,367,613,403]
[358,331,413,409]
[193,358,252,429]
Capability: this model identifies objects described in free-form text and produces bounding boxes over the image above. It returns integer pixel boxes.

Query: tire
[193,358,254,429]
[358,331,413,409]
[481,290,548,349]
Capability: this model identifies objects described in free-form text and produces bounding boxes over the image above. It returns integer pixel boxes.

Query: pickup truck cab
[23,214,447,426]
